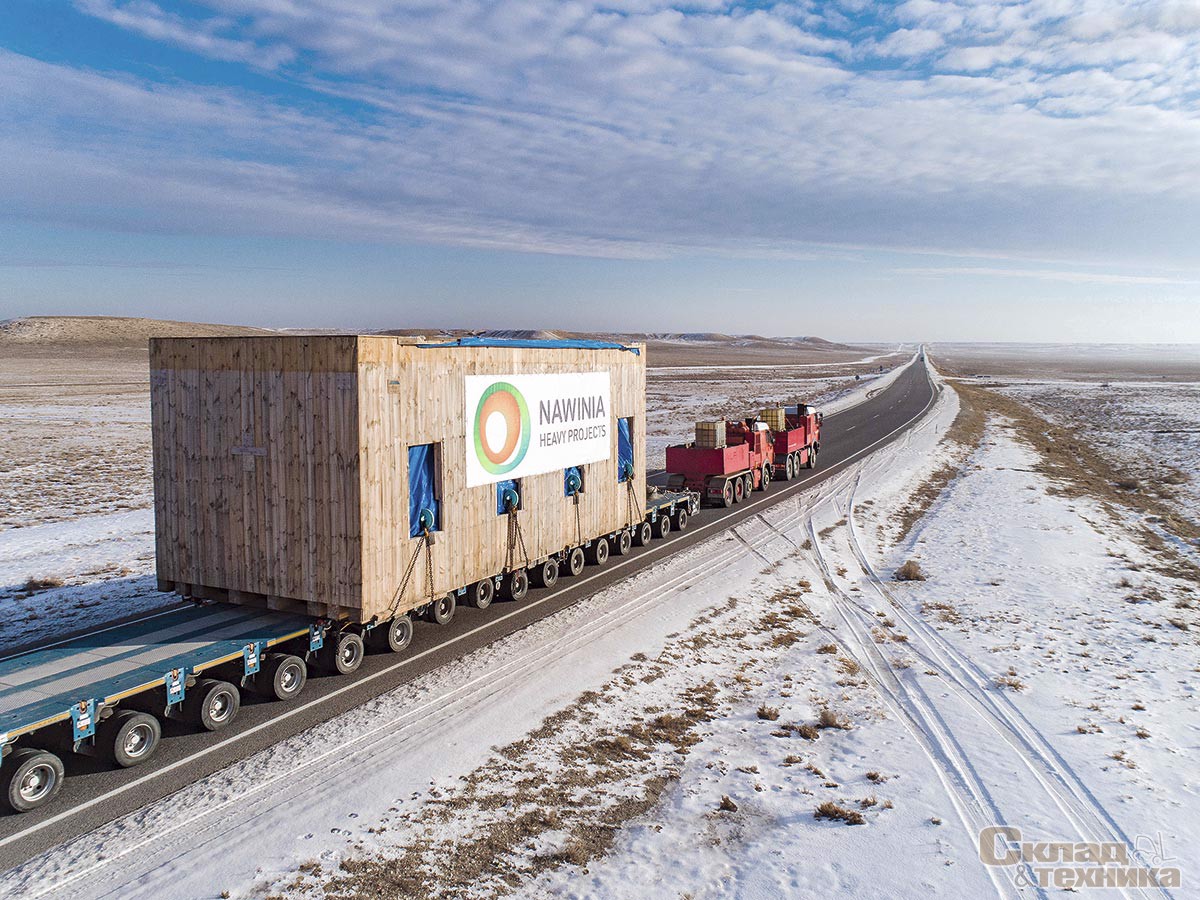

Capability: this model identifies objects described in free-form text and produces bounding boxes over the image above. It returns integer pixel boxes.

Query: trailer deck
[0,604,314,745]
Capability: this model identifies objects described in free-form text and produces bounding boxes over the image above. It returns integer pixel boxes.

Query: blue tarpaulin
[418,336,639,355]
[564,466,582,496]
[617,417,633,482]
[408,444,439,538]
[496,479,519,514]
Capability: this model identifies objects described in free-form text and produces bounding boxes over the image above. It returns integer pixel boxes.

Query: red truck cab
[772,404,822,481]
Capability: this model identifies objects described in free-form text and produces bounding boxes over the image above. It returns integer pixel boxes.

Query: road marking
[0,363,937,851]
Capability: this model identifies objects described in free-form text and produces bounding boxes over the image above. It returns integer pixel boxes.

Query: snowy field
[6,358,1193,898]
[993,379,1200,530]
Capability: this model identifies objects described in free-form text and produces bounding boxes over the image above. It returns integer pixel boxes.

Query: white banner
[465,372,612,487]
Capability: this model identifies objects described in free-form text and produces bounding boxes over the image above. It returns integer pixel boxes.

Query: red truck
[771,403,822,481]
[666,420,776,507]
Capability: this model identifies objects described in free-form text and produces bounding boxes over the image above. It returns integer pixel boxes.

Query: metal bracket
[165,668,187,705]
[71,699,97,741]
[309,622,327,653]
[243,641,266,676]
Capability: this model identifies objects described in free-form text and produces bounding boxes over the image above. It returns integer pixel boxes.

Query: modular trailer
[0,336,698,812]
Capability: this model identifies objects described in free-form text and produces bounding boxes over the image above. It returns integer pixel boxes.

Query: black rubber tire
[806,447,817,469]
[468,578,495,610]
[761,466,771,489]
[366,615,412,654]
[99,710,161,768]
[633,521,653,546]
[721,480,734,508]
[785,454,796,480]
[429,594,456,625]
[612,530,633,556]
[745,473,755,497]
[733,477,745,504]
[184,679,241,731]
[260,653,308,699]
[566,546,586,576]
[3,748,65,813]
[504,569,529,601]
[654,514,671,539]
[318,631,366,674]
[586,538,609,566]
[531,559,559,588]
[673,508,689,532]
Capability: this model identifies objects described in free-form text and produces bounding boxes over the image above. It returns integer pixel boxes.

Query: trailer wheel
[673,508,689,532]
[185,679,241,730]
[633,521,653,547]
[504,569,529,601]
[733,477,745,504]
[262,653,309,698]
[654,515,671,539]
[3,748,64,813]
[428,594,456,625]
[531,559,559,588]
[566,546,586,576]
[587,538,609,566]
[468,578,495,610]
[100,710,161,768]
[785,454,795,481]
[613,529,633,556]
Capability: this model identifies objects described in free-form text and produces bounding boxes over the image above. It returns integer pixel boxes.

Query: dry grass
[756,704,781,721]
[21,576,64,594]
[894,560,926,582]
[718,795,738,812]
[816,643,838,654]
[814,801,866,826]
[993,671,1027,692]
[818,708,852,730]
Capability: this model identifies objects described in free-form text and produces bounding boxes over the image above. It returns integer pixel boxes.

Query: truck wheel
[428,594,456,625]
[185,679,241,731]
[566,546,586,576]
[504,569,529,601]
[468,578,495,610]
[3,748,64,813]
[733,477,745,504]
[654,515,671,539]
[785,454,795,480]
[805,448,815,469]
[367,616,412,654]
[744,472,755,496]
[758,466,770,490]
[633,521,653,546]
[261,653,308,698]
[720,480,734,508]
[100,710,161,768]
[531,559,559,588]
[586,538,609,566]
[613,529,633,556]
[673,508,689,531]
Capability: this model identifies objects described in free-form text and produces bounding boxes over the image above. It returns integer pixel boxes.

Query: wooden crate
[150,336,646,623]
[694,420,726,449]
[759,407,787,431]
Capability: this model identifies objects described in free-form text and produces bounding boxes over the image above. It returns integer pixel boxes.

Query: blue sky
[1,0,1198,341]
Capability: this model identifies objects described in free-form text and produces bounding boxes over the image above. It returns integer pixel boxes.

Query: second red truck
[665,404,822,506]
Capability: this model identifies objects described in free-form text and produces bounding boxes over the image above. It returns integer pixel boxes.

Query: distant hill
[0,316,879,367]
[0,316,274,352]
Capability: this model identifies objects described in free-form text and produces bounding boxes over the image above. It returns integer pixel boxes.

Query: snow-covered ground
[994,379,1200,530]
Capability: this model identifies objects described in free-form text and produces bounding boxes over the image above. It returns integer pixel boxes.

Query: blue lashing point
[499,486,520,512]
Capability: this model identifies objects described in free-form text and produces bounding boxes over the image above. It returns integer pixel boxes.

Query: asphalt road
[0,355,936,870]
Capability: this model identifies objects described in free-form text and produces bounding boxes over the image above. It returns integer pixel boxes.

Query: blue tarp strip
[617,417,633,482]
[496,479,518,515]
[564,466,581,496]
[408,444,439,537]
[417,337,639,355]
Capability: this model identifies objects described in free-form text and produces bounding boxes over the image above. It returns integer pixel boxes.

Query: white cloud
[0,1,1191,268]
